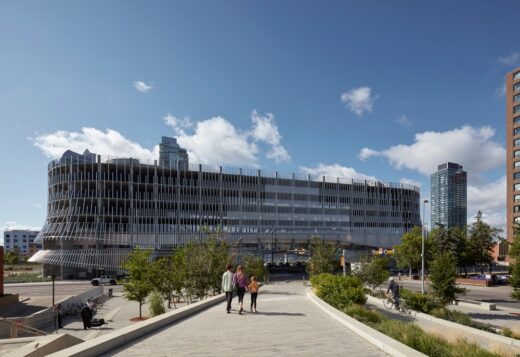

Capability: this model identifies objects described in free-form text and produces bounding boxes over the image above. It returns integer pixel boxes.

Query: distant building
[3,229,41,259]
[159,136,189,170]
[431,162,467,229]
[506,67,520,252]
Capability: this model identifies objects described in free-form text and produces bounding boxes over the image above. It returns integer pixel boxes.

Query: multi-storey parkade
[30,151,421,278]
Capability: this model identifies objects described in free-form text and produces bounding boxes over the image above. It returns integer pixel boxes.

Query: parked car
[496,274,510,284]
[469,274,487,280]
[91,275,117,286]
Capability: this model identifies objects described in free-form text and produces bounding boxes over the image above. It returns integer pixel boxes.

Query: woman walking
[248,276,260,313]
[233,265,248,314]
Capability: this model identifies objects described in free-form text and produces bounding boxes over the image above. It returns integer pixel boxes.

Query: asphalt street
[394,280,520,309]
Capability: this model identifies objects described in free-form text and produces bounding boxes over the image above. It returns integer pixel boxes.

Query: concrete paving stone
[103,282,389,357]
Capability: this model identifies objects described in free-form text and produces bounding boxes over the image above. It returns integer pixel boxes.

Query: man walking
[387,277,400,310]
[222,264,234,314]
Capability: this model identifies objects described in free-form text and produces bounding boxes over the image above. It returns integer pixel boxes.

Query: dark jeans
[56,313,62,328]
[225,291,233,312]
[236,287,246,303]
[250,292,258,309]
[81,308,92,329]
[393,294,400,309]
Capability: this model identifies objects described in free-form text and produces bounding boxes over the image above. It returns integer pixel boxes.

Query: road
[393,280,520,309]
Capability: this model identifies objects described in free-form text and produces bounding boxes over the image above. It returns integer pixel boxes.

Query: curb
[307,290,426,357]
[366,295,520,350]
[47,293,226,357]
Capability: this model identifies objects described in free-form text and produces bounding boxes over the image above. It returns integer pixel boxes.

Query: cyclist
[387,277,400,310]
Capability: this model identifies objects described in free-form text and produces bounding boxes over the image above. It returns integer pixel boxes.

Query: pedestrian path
[104,282,388,356]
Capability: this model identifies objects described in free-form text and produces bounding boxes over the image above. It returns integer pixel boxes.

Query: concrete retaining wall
[0,287,103,338]
[47,293,226,357]
[307,290,426,357]
[366,295,520,356]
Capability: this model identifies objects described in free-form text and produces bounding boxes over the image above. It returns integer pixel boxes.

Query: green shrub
[400,288,442,313]
[430,308,495,333]
[148,290,165,317]
[343,304,382,325]
[311,273,366,309]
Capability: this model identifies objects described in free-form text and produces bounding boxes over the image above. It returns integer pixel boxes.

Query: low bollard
[108,288,113,298]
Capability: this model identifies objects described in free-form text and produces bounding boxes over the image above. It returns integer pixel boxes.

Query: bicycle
[383,294,414,315]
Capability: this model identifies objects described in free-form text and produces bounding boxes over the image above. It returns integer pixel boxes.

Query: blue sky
[0,1,517,238]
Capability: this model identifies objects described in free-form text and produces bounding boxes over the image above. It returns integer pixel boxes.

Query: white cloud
[167,116,259,166]
[340,87,375,116]
[300,164,377,181]
[133,81,153,93]
[164,110,290,166]
[33,203,43,209]
[359,125,505,177]
[33,128,159,162]
[497,51,520,66]
[395,115,412,127]
[467,176,506,231]
[399,178,422,187]
[358,148,380,162]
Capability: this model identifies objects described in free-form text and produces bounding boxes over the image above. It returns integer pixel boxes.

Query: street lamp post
[421,199,429,294]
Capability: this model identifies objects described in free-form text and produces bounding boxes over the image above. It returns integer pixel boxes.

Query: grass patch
[430,308,496,334]
[501,327,520,339]
[4,273,51,283]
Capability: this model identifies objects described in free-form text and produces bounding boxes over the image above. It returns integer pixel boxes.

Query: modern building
[159,136,189,170]
[3,229,41,259]
[430,162,467,229]
[506,67,520,254]
[30,141,421,278]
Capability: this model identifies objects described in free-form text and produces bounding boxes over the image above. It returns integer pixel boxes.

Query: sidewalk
[103,282,389,356]
[449,304,520,332]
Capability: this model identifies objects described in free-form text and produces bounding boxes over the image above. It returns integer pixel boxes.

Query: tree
[5,247,20,265]
[355,255,390,292]
[510,222,520,300]
[122,248,154,319]
[308,236,337,276]
[242,255,268,282]
[429,225,467,269]
[429,252,464,305]
[467,211,502,273]
[394,226,423,277]
[204,235,231,295]
[150,257,180,309]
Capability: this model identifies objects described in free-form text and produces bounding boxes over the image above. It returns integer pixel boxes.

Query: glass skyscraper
[430,162,467,229]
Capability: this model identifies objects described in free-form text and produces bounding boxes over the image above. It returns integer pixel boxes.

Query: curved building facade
[31,150,421,278]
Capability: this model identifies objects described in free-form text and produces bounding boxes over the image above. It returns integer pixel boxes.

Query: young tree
[204,235,231,295]
[510,222,520,300]
[122,247,153,319]
[429,252,464,305]
[467,211,502,273]
[150,256,179,309]
[308,236,337,276]
[394,226,423,277]
[242,255,268,282]
[356,255,390,292]
[429,225,467,269]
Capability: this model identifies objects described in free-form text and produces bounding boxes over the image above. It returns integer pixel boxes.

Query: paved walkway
[104,282,388,357]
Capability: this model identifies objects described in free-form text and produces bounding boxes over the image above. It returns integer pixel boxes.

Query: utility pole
[342,249,346,277]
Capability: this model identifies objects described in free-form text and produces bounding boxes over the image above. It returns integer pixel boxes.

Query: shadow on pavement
[253,312,305,317]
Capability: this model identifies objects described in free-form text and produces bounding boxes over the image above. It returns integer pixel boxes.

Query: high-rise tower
[506,68,520,250]
[431,162,467,229]
[158,136,189,170]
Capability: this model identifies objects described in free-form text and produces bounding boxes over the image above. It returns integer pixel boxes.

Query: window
[515,127,520,136]
[515,94,520,103]
[4,234,9,238]
[5,238,9,243]
[514,206,520,213]
[515,82,520,92]
[515,183,520,191]
[515,161,520,168]
[515,150,520,158]
[515,72,520,80]
[514,172,520,180]
[515,194,520,201]
[515,116,520,125]
[515,105,520,114]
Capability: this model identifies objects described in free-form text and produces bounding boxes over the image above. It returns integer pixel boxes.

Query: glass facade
[430,162,467,229]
